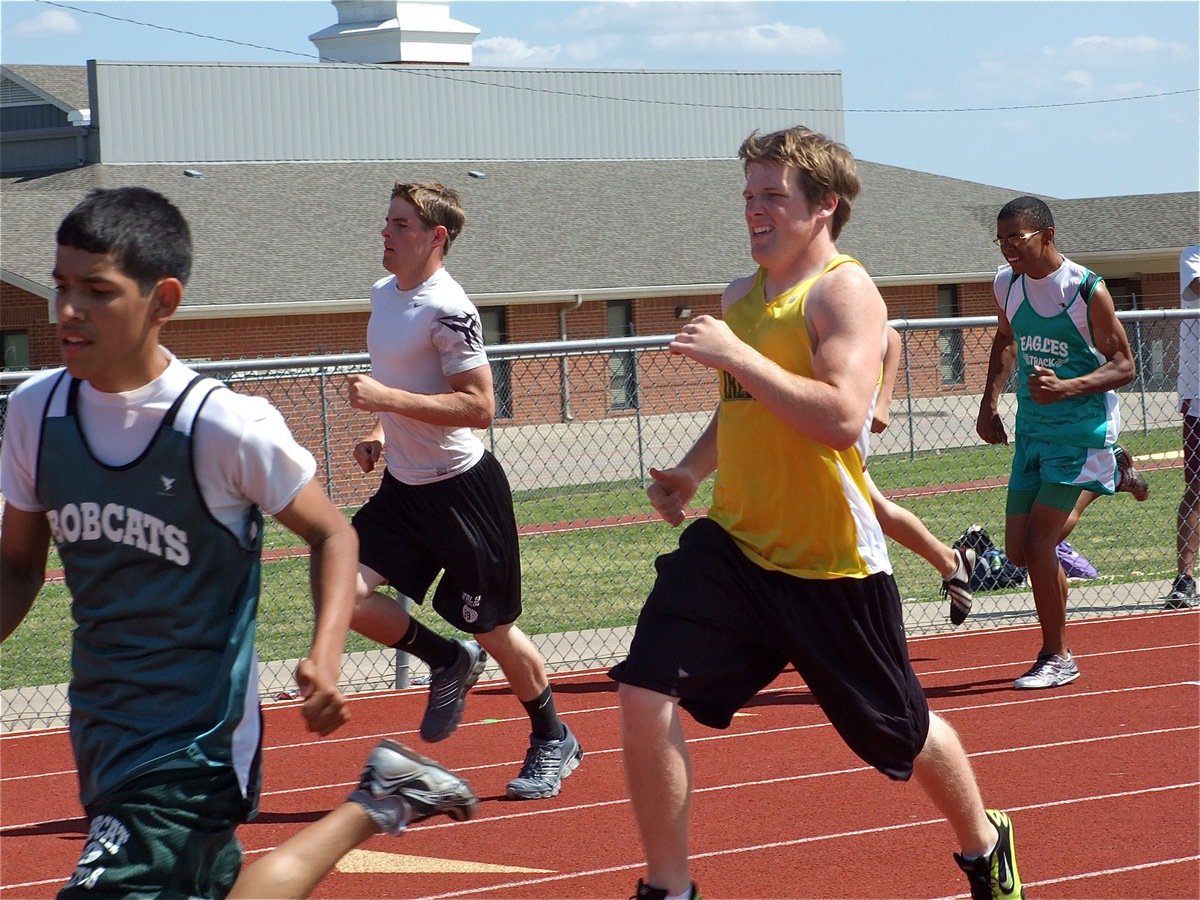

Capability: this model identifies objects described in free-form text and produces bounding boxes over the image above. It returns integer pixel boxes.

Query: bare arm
[1026,283,1135,404]
[976,312,1016,445]
[0,504,51,642]
[671,265,885,450]
[347,363,495,430]
[872,325,902,433]
[271,480,358,736]
[647,410,719,527]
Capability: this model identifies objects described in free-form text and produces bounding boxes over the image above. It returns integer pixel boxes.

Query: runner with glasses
[977,196,1139,690]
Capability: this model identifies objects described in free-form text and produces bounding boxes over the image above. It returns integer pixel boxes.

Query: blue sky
[2,1,1197,199]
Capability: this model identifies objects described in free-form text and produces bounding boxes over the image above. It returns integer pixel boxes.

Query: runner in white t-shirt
[346,181,583,800]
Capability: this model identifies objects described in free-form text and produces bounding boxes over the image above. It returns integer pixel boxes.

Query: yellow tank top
[707,255,891,579]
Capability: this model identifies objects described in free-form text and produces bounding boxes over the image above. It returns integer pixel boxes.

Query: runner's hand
[648,466,698,527]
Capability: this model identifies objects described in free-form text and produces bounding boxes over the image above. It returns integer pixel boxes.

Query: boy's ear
[149,277,184,324]
[818,192,839,221]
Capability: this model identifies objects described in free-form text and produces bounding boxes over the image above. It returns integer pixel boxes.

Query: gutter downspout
[559,293,583,421]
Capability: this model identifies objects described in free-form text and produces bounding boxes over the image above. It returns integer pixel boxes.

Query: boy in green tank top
[0,187,477,899]
[977,196,1138,690]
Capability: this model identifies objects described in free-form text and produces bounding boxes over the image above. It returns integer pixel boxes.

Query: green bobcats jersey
[36,372,264,810]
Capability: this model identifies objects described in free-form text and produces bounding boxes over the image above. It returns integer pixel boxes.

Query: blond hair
[738,126,860,239]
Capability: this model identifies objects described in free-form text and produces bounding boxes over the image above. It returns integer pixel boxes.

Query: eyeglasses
[992,229,1046,248]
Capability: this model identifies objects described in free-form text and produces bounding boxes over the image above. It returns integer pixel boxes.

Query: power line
[33,0,1200,115]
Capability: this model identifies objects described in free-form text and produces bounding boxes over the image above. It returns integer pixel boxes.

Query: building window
[936,285,965,385]
[607,300,638,409]
[1,332,30,370]
[1104,278,1138,312]
[478,307,512,419]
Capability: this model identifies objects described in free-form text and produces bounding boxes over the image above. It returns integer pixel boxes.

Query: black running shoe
[954,809,1024,899]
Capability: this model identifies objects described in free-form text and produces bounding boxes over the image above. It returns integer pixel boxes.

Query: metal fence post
[633,348,646,488]
[394,593,412,689]
[900,327,916,461]
[318,365,334,492]
[1130,293,1151,435]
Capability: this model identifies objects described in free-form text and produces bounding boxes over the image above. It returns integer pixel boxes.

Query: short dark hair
[56,187,193,290]
[998,196,1054,231]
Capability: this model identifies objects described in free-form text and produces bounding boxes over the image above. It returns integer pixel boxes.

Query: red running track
[3,612,1197,898]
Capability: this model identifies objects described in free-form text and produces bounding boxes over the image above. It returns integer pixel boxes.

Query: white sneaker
[348,739,477,835]
[943,546,976,626]
[1013,652,1079,690]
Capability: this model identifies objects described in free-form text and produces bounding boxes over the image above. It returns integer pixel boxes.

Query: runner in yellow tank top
[710,253,889,579]
[610,125,1025,900]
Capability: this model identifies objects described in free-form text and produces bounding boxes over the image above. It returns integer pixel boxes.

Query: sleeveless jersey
[36,372,265,809]
[997,261,1120,448]
[707,255,891,579]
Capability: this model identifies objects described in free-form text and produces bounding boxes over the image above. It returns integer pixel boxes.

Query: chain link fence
[3,310,1195,730]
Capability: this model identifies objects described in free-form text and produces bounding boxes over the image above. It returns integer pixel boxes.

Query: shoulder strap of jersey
[1078,268,1103,304]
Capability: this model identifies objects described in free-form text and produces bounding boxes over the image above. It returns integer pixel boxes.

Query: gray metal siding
[91,62,844,164]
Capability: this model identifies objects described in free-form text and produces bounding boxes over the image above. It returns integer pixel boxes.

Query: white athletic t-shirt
[367,267,489,484]
[0,352,315,537]
[1179,244,1200,409]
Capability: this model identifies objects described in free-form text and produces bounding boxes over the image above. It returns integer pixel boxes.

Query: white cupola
[309,1,479,65]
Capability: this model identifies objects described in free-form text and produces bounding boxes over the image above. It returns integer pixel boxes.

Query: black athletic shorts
[609,517,930,780]
[352,450,522,633]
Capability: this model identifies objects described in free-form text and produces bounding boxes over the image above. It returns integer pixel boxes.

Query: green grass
[2,430,1181,690]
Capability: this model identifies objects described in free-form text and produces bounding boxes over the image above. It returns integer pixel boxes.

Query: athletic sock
[392,619,458,670]
[522,686,564,741]
[960,836,999,862]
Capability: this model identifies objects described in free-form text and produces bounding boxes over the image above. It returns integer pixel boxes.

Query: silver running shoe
[1013,652,1079,690]
[421,639,488,743]
[943,546,976,626]
[348,739,477,835]
[506,724,584,800]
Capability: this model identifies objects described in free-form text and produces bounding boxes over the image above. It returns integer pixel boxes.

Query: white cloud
[474,36,562,67]
[14,9,81,38]
[1062,34,1188,66]
[560,34,627,65]
[969,29,1192,102]
[649,21,840,58]
[560,2,840,65]
[1062,69,1094,93]
[568,2,761,33]
[1110,81,1155,97]
[1001,118,1034,134]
